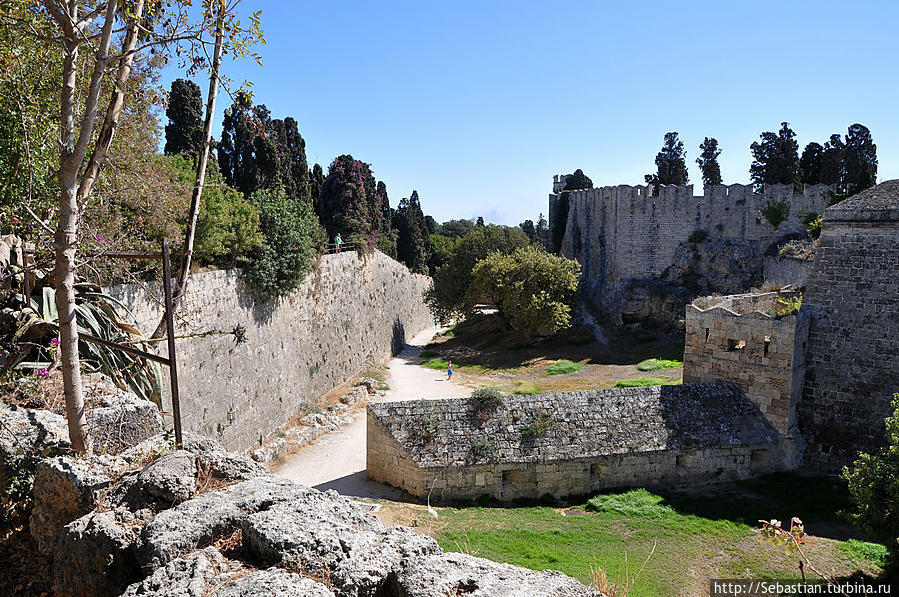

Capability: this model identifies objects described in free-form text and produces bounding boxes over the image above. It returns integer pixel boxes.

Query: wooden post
[161,239,183,448]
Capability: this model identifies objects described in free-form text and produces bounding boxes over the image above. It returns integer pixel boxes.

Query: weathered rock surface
[0,402,70,488]
[120,547,229,597]
[29,455,112,554]
[125,432,267,481]
[137,450,196,504]
[386,552,603,597]
[87,395,163,456]
[215,568,335,597]
[54,511,141,597]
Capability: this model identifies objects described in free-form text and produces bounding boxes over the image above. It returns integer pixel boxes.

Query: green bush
[521,413,556,438]
[636,358,682,372]
[471,386,504,410]
[803,211,822,240]
[421,358,449,370]
[840,539,888,570]
[587,489,675,518]
[545,360,582,376]
[615,377,670,387]
[761,199,790,229]
[195,182,262,267]
[470,245,581,339]
[243,190,326,297]
[843,394,899,568]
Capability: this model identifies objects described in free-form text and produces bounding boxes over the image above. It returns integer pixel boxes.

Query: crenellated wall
[108,250,433,453]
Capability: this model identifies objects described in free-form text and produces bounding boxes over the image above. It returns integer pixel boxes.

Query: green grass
[841,540,887,571]
[545,360,582,376]
[586,489,675,518]
[419,350,439,358]
[513,381,541,395]
[636,358,682,372]
[614,376,674,387]
[421,358,450,370]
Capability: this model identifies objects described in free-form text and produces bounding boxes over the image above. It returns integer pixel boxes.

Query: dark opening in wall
[764,336,771,357]
[676,454,693,470]
[728,339,746,352]
[590,462,606,484]
[750,449,768,472]
[820,444,832,455]
[705,328,710,343]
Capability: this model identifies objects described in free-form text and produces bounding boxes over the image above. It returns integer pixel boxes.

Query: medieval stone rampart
[367,384,786,502]
[108,250,432,452]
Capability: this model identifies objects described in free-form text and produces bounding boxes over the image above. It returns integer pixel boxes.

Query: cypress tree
[696,137,722,186]
[164,79,204,156]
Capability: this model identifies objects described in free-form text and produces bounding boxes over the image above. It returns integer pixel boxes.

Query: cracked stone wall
[108,251,432,452]
[368,384,786,502]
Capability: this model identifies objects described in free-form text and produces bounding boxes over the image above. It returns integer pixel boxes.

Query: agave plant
[3,263,163,408]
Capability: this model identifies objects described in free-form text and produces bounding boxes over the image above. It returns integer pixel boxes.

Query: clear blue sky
[160,0,898,226]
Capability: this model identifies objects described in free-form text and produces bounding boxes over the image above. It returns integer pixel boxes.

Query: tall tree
[310,163,325,210]
[749,122,801,193]
[563,168,593,190]
[163,78,203,155]
[696,137,722,186]
[799,142,825,185]
[12,0,262,452]
[843,123,877,196]
[476,216,485,227]
[268,117,310,203]
[394,190,429,273]
[217,93,281,197]
[519,219,536,242]
[645,132,688,194]
[318,154,383,245]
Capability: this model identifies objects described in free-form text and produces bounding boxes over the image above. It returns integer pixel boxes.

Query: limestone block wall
[683,291,808,439]
[799,181,899,471]
[367,385,785,502]
[554,182,830,293]
[108,251,432,452]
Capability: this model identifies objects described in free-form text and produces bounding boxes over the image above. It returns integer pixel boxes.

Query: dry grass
[193,460,238,498]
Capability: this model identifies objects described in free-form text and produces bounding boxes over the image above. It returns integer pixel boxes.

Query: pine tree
[164,79,204,156]
[519,219,536,242]
[394,190,429,273]
[844,123,877,196]
[749,122,800,193]
[645,132,688,195]
[563,168,593,190]
[799,142,825,185]
[696,137,722,186]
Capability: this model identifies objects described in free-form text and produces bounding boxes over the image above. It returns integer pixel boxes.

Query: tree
[424,215,438,235]
[439,219,475,239]
[268,117,311,203]
[243,189,326,296]
[310,163,325,211]
[470,245,581,338]
[317,154,389,249]
[217,93,280,197]
[645,132,688,194]
[519,219,536,242]
[562,168,593,190]
[476,216,485,227]
[394,190,430,273]
[696,137,722,186]
[164,78,203,156]
[550,191,570,253]
[749,122,801,193]
[10,0,262,452]
[799,142,825,185]
[819,134,845,188]
[427,234,455,273]
[843,394,899,568]
[536,213,549,247]
[843,123,877,196]
[425,225,530,320]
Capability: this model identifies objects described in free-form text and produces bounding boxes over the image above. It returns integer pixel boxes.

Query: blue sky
[160,0,898,226]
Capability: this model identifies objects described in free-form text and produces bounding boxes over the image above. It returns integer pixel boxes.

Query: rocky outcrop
[26,432,599,597]
[0,402,71,489]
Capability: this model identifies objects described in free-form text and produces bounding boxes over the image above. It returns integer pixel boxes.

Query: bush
[471,386,503,410]
[842,394,899,567]
[194,180,262,267]
[771,294,802,317]
[521,413,555,438]
[513,381,541,395]
[777,240,816,261]
[761,199,790,229]
[636,358,682,372]
[803,211,823,240]
[545,360,582,376]
[243,190,326,297]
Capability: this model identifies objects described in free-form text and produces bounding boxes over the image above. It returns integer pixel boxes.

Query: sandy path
[275,326,468,499]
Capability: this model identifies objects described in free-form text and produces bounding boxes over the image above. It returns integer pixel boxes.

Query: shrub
[803,211,823,240]
[469,245,581,339]
[586,489,675,518]
[691,295,723,310]
[687,230,708,244]
[842,394,899,567]
[471,386,503,410]
[761,199,790,229]
[772,294,802,317]
[545,360,582,376]
[778,240,816,261]
[615,377,670,387]
[521,413,556,438]
[636,358,682,372]
[243,190,326,297]
[513,381,541,395]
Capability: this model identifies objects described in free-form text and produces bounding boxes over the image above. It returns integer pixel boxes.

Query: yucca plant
[3,264,162,408]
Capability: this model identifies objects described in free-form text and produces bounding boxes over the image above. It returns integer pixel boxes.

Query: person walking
[447,361,453,381]
[335,233,343,253]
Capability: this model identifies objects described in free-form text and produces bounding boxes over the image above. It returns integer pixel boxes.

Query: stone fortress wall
[368,384,786,502]
[108,250,433,453]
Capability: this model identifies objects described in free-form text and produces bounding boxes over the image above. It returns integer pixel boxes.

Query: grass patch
[421,358,450,370]
[545,360,582,376]
[636,358,682,372]
[614,377,673,387]
[586,489,676,518]
[419,350,439,358]
[841,540,887,571]
[513,381,541,395]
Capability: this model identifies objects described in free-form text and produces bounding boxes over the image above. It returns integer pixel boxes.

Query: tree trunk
[152,7,225,339]
[55,34,90,453]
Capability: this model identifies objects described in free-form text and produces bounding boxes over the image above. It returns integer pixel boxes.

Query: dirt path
[275,326,468,499]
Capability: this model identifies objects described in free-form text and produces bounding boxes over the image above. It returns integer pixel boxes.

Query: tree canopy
[749,122,800,192]
[164,78,204,156]
[563,168,593,191]
[645,132,688,193]
[696,137,722,186]
[394,190,430,273]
